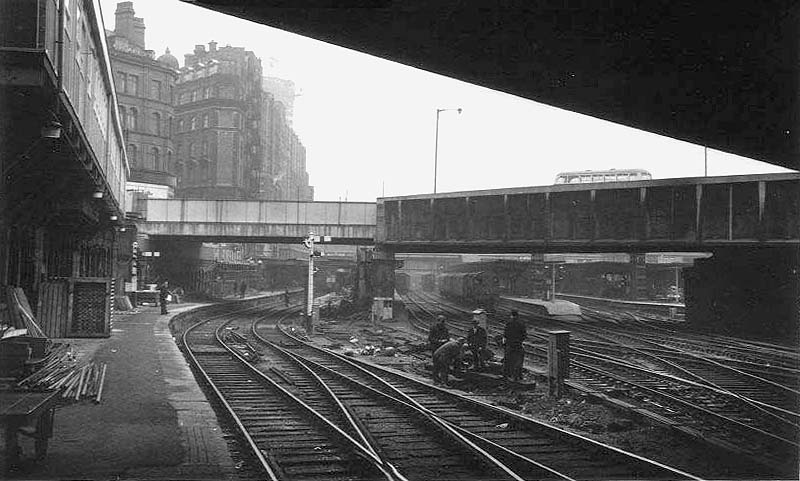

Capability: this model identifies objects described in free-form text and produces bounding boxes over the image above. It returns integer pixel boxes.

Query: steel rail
[182,309,396,481]
[266,312,701,481]
[251,308,409,481]
[253,313,528,481]
[402,290,798,471]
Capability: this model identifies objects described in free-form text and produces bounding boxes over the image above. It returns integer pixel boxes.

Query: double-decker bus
[554,169,652,185]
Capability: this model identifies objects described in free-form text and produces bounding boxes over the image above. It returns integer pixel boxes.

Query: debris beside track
[312,306,768,479]
[16,343,108,403]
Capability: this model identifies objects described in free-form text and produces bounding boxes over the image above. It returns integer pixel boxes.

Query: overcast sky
[99,0,794,202]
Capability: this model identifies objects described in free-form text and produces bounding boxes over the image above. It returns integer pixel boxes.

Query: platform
[0,302,239,480]
[556,292,685,309]
[500,296,582,316]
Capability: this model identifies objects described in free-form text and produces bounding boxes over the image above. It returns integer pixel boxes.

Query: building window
[151,80,161,100]
[191,90,197,102]
[177,119,184,132]
[128,108,138,130]
[203,114,209,128]
[152,147,161,171]
[167,150,173,172]
[203,87,209,99]
[116,72,126,93]
[119,106,127,128]
[152,112,161,135]
[190,117,197,130]
[127,143,137,166]
[202,137,208,156]
[128,75,139,95]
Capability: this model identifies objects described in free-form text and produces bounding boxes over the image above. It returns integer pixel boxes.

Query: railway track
[252,309,700,481]
[401,290,799,474]
[182,307,394,481]
[247,310,532,481]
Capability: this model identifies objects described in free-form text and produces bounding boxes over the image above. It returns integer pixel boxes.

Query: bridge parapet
[140,199,376,244]
[377,173,799,252]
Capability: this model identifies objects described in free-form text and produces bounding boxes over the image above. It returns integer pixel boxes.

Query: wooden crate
[68,278,111,338]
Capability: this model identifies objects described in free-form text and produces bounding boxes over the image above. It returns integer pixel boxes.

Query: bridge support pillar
[357,247,396,305]
[629,253,648,300]
[684,248,798,340]
[529,253,548,300]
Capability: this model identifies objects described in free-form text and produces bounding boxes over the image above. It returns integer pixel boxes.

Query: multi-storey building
[174,42,264,199]
[107,1,178,213]
[262,76,297,124]
[260,90,313,201]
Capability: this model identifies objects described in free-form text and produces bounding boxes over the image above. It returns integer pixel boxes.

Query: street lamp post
[433,107,462,194]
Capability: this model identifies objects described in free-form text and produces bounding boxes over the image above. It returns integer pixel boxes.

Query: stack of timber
[4,287,47,337]
[17,344,108,403]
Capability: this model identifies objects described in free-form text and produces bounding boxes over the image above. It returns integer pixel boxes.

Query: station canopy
[191,1,798,172]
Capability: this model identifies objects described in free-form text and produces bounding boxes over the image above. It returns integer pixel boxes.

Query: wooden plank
[66,280,74,338]
[5,287,23,328]
[36,282,69,338]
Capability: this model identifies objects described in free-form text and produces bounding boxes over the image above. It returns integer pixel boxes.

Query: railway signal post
[302,232,328,334]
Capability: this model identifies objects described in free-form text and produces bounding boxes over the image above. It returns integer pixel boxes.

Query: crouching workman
[432,338,466,386]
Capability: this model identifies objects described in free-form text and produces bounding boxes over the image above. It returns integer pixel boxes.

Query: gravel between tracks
[314,315,777,480]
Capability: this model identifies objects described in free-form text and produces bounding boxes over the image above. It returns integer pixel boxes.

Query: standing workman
[428,315,450,354]
[466,315,487,371]
[432,338,466,386]
[159,280,170,315]
[503,310,527,381]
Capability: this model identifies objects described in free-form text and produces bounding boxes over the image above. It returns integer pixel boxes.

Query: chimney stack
[194,44,206,56]
[132,16,145,49]
[209,40,217,52]
[114,2,145,49]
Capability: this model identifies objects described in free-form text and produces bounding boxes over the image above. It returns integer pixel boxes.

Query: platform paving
[4,303,240,480]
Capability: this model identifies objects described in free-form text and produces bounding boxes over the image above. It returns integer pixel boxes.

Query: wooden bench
[1,390,59,472]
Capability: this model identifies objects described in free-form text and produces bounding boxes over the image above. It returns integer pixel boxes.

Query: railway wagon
[439,272,498,311]
[420,273,436,292]
[395,272,410,295]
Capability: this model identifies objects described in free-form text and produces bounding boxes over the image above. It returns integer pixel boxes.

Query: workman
[466,316,488,371]
[159,280,170,315]
[432,338,466,386]
[428,315,450,353]
[502,310,527,380]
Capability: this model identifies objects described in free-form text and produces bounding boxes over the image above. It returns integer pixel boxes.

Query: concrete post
[547,330,570,398]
